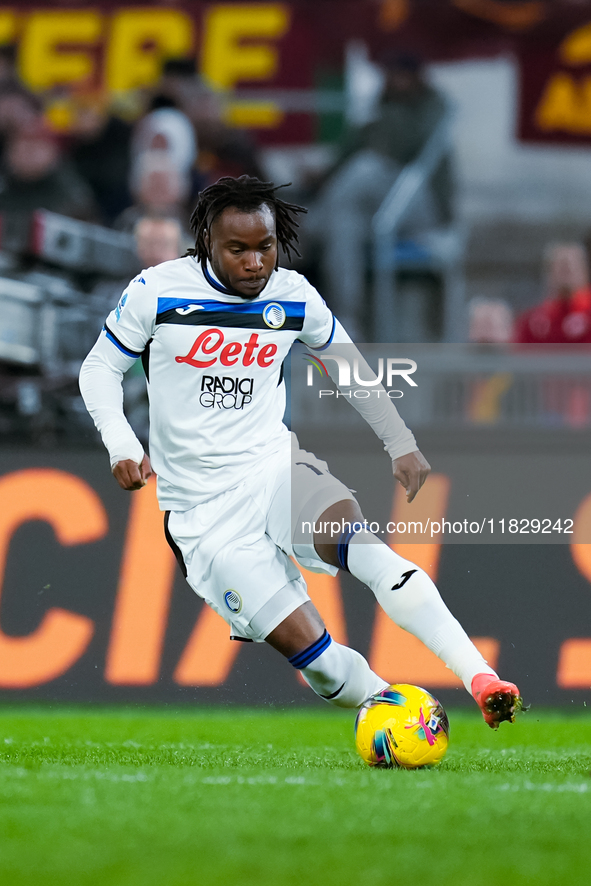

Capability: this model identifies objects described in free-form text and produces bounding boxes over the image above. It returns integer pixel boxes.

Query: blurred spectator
[0,46,45,157]
[515,243,591,343]
[132,103,197,195]
[114,149,190,232]
[469,297,514,343]
[0,86,43,152]
[0,125,97,220]
[134,216,183,267]
[195,114,265,184]
[309,52,453,338]
[150,56,265,187]
[157,57,223,133]
[70,94,133,225]
[0,44,18,87]
[87,215,183,342]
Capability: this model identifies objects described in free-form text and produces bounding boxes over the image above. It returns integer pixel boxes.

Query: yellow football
[355,683,449,769]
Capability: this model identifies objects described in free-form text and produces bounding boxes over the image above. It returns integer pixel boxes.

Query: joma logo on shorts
[176,328,278,369]
[199,375,254,410]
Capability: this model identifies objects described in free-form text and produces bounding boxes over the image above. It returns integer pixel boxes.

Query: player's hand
[392,450,431,503]
[112,454,152,491]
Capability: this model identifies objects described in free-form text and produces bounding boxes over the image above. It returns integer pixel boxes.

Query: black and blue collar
[202,261,235,296]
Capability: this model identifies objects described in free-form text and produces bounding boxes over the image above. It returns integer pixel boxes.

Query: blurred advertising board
[0,431,590,708]
[3,1,591,143]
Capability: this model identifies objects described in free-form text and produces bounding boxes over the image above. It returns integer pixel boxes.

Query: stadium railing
[371,107,467,344]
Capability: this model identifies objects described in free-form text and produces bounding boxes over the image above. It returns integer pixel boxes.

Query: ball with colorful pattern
[355,684,450,769]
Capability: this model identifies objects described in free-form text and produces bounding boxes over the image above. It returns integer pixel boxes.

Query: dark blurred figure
[0,45,46,165]
[70,94,133,225]
[0,87,43,173]
[151,56,264,188]
[310,53,453,338]
[0,124,97,220]
[0,44,18,87]
[157,57,223,136]
[341,52,452,220]
[0,87,41,134]
[515,243,591,344]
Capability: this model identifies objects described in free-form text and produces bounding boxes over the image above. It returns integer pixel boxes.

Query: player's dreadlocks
[186,175,307,267]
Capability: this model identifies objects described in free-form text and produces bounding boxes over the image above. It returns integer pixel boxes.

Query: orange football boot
[471,673,525,730]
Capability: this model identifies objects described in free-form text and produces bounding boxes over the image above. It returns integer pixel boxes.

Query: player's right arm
[79,272,156,490]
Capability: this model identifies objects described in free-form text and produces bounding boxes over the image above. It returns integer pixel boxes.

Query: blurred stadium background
[0,0,591,711]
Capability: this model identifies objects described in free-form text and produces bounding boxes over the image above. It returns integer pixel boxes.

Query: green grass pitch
[1,706,590,886]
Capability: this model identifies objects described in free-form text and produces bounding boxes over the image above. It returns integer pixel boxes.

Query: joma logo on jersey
[176,328,278,369]
[200,375,254,410]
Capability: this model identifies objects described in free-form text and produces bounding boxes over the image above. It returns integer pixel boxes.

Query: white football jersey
[102,256,334,509]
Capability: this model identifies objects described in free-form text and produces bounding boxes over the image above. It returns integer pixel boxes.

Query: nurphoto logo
[304,352,417,399]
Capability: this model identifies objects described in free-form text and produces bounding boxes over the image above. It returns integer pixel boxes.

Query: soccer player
[79,176,522,728]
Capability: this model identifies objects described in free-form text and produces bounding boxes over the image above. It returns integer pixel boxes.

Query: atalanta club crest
[224,590,242,613]
[262,303,286,329]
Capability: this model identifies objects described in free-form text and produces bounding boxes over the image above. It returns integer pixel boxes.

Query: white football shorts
[164,434,355,642]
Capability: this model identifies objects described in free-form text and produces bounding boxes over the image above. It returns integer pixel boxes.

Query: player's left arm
[327,321,430,502]
[299,289,429,501]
